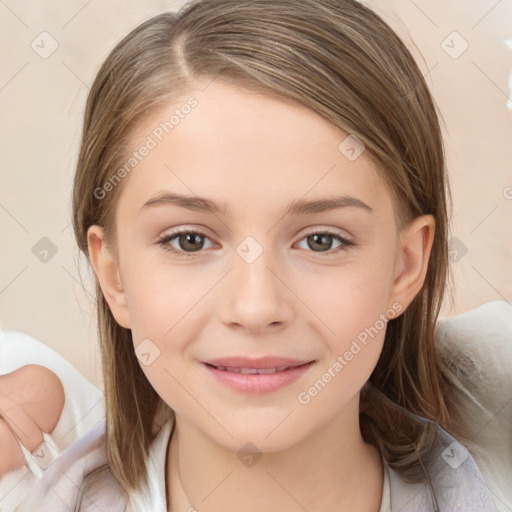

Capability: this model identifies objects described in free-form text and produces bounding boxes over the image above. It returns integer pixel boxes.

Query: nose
[218,246,295,335]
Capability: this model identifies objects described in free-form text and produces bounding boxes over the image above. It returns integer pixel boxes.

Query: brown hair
[72,0,463,499]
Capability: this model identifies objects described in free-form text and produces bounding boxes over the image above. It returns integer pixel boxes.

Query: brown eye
[158,229,214,255]
[307,233,336,252]
[296,231,354,255]
[175,232,205,252]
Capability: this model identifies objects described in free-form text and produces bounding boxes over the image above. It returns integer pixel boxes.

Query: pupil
[310,234,331,252]
[182,233,202,250]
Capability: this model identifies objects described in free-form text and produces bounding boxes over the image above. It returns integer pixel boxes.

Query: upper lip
[203,357,314,370]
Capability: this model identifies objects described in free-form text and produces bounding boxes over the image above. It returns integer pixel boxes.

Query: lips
[202,357,315,394]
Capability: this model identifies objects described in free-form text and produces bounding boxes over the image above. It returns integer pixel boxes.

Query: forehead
[116,80,393,220]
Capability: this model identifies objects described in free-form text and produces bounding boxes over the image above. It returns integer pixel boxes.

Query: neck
[166,396,384,512]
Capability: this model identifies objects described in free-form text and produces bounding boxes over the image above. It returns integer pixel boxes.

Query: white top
[379,463,391,512]
[125,419,172,512]
[4,300,511,512]
[10,407,499,512]
[0,431,60,511]
[125,418,392,512]
[126,421,391,512]
[0,466,31,512]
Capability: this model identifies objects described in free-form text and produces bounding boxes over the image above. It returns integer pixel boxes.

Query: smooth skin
[88,79,434,511]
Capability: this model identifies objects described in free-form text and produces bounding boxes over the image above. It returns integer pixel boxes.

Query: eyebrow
[140,191,374,216]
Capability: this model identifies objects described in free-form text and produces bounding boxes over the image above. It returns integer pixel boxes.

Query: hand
[0,365,65,478]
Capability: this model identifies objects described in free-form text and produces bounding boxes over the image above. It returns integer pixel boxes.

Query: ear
[87,225,131,329]
[387,215,435,313]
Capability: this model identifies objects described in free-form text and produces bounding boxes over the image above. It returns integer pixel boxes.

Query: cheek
[297,314,387,416]
[295,339,383,429]
[122,263,210,399]
[301,252,396,341]
[121,250,208,340]
[296,253,395,405]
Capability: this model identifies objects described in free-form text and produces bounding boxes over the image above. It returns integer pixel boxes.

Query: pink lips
[202,356,315,394]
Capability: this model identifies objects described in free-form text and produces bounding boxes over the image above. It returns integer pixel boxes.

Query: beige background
[0,0,511,389]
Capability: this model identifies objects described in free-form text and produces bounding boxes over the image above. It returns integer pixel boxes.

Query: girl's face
[89,80,433,453]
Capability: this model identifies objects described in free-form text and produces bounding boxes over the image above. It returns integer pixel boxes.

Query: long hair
[72,0,462,497]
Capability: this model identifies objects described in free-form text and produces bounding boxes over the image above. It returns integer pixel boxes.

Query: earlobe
[388,215,435,312]
[87,225,131,329]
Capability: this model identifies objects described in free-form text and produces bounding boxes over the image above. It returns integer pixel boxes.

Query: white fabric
[126,417,393,512]
[124,415,497,512]
[435,300,512,511]
[17,432,60,479]
[0,466,30,512]
[125,419,173,512]
[378,463,391,512]
[387,421,498,511]
[0,433,60,512]
[14,415,498,511]
[2,301,511,511]
[0,330,105,511]
[13,418,126,512]
[0,330,105,450]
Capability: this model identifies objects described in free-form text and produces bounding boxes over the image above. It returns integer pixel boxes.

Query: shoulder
[16,419,127,512]
[388,422,499,511]
[435,301,512,509]
[435,301,512,439]
[435,300,512,396]
[435,301,512,399]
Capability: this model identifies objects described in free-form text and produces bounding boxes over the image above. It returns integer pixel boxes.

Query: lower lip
[202,361,315,394]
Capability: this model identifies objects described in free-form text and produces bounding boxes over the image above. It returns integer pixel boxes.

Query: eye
[296,230,355,256]
[156,229,214,257]
[156,228,355,258]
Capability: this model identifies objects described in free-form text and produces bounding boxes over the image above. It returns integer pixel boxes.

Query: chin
[199,414,313,454]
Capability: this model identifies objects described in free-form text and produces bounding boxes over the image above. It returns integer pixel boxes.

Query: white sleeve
[14,419,128,512]
[0,329,105,452]
[0,330,106,511]
[435,300,512,512]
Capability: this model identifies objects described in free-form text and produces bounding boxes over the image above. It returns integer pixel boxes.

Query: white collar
[126,419,174,512]
[124,417,497,512]
[126,419,392,512]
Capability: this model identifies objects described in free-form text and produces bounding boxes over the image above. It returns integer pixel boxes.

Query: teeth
[240,368,259,374]
[214,365,290,374]
[256,368,278,374]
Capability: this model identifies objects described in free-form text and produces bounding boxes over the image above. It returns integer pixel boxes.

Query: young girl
[13,0,500,510]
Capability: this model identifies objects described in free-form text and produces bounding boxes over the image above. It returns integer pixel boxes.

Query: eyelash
[156,228,355,259]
